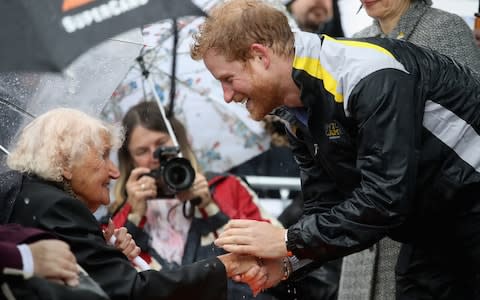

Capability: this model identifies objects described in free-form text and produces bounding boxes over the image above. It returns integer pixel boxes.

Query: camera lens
[162,157,195,191]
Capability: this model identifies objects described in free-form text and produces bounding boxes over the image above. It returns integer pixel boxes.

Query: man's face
[290,0,333,32]
[204,49,282,121]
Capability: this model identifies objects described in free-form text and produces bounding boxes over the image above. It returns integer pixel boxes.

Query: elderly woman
[3,108,265,300]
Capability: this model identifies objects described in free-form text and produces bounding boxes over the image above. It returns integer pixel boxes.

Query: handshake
[215,220,292,296]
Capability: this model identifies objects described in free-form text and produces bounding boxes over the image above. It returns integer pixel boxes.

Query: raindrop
[32,215,36,220]
[24,198,30,205]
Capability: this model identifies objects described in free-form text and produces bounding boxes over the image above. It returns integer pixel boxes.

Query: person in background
[108,100,281,300]
[2,107,267,300]
[190,0,480,299]
[355,0,480,76]
[340,1,480,299]
[286,0,344,36]
[474,28,480,47]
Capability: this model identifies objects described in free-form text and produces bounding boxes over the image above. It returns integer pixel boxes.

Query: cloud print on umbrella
[0,0,205,72]
[101,0,298,172]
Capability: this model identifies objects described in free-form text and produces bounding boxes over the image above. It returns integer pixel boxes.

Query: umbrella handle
[108,235,151,271]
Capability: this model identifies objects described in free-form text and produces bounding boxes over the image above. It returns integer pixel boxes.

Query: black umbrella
[0,0,205,72]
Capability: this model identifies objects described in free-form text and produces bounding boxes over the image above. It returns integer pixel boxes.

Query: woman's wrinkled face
[67,135,120,212]
[128,125,174,169]
[361,0,409,20]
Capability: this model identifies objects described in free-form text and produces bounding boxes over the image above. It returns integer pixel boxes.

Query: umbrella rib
[0,98,35,119]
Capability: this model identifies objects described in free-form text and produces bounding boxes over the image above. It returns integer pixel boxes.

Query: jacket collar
[369,1,431,41]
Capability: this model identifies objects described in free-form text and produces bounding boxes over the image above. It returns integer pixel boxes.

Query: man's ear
[250,43,270,68]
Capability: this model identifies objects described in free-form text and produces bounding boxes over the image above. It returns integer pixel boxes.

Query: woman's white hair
[7,108,124,182]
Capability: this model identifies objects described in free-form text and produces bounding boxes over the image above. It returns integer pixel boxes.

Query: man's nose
[222,83,234,103]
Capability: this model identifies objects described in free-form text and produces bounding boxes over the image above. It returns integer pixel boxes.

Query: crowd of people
[1,0,479,300]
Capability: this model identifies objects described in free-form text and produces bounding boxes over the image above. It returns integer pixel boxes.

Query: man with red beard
[191,0,480,299]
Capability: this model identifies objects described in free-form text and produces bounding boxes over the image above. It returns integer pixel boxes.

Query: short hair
[191,0,294,62]
[7,108,123,182]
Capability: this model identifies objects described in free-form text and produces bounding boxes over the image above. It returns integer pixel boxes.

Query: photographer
[107,101,281,299]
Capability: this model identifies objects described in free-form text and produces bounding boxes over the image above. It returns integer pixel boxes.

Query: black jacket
[279,32,480,270]
[6,174,228,300]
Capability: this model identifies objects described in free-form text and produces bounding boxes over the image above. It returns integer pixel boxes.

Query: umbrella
[0,0,204,72]
[0,29,144,171]
[101,0,298,172]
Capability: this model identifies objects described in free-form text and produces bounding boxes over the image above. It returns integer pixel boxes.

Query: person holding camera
[107,100,281,299]
[2,107,267,300]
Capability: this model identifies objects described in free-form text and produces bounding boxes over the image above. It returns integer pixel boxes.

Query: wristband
[281,256,292,281]
[284,229,293,257]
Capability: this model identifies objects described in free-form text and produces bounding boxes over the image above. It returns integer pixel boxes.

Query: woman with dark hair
[108,101,282,299]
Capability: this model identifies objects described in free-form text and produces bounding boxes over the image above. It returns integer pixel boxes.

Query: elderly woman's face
[128,125,174,170]
[361,0,410,20]
[67,136,120,212]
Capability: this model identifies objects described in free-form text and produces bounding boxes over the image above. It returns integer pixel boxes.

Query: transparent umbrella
[0,29,144,172]
[101,0,298,172]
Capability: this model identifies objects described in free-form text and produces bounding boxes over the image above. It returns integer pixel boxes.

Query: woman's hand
[176,172,213,208]
[217,253,268,296]
[125,167,157,216]
[103,219,141,260]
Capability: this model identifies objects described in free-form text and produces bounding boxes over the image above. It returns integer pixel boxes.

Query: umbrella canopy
[0,29,144,172]
[101,0,298,172]
[0,0,204,72]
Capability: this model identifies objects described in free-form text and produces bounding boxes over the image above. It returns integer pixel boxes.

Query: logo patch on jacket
[325,121,343,140]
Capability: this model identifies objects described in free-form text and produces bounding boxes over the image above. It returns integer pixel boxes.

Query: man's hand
[28,239,79,286]
[215,219,287,258]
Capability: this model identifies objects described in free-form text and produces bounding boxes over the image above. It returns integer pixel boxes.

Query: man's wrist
[288,255,313,272]
[280,256,293,280]
[284,229,293,256]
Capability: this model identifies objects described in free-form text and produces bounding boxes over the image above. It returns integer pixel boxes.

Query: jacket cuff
[286,227,304,257]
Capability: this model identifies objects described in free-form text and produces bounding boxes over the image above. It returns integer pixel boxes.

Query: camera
[144,146,195,196]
